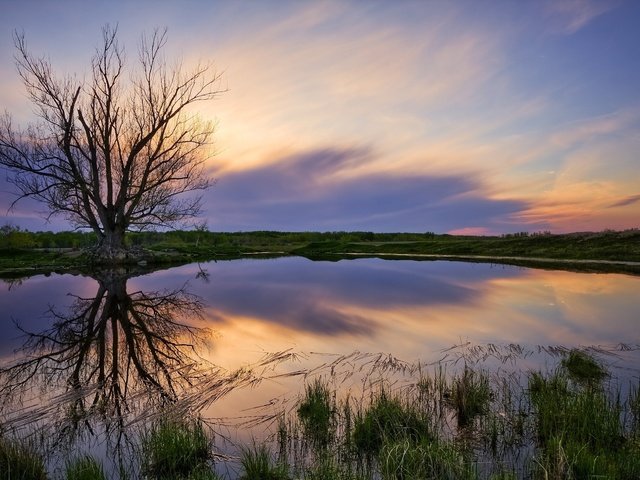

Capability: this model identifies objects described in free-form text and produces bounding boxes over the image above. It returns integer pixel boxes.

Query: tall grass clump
[528,367,640,479]
[239,443,289,480]
[141,417,215,479]
[447,367,492,427]
[561,349,607,385]
[297,378,336,449]
[64,455,106,480]
[0,437,47,480]
[379,437,476,480]
[352,389,432,458]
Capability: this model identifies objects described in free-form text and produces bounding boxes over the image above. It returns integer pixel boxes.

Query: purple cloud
[609,194,640,209]
[205,147,532,233]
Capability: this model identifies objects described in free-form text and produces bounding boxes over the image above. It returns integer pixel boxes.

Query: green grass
[352,389,433,457]
[379,438,476,480]
[297,378,336,449]
[141,417,215,480]
[0,436,47,480]
[239,444,289,480]
[447,367,492,427]
[3,347,640,479]
[560,349,608,384]
[528,361,640,479]
[2,229,639,276]
[64,455,106,480]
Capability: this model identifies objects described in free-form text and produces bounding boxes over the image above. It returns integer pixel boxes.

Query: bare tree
[0,268,211,444]
[0,26,223,261]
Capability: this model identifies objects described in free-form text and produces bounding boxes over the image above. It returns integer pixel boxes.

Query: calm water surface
[1,257,639,475]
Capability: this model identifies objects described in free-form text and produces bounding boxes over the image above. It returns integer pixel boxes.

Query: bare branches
[0,27,222,255]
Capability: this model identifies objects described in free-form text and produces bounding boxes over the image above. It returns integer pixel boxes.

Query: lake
[1,257,639,477]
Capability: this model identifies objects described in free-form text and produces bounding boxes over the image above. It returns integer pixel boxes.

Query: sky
[0,0,639,234]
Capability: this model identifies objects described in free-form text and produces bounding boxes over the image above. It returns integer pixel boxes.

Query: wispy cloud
[609,194,640,208]
[544,0,618,34]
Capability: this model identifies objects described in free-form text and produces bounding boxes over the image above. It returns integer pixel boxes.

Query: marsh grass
[141,416,214,479]
[561,349,608,384]
[528,351,640,479]
[0,436,47,480]
[447,367,492,427]
[297,378,336,449]
[64,455,106,480]
[2,346,639,479]
[239,443,289,480]
[253,347,640,480]
[379,438,476,480]
[352,389,433,458]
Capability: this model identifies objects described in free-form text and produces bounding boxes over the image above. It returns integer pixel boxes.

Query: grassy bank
[2,348,639,479]
[1,229,639,277]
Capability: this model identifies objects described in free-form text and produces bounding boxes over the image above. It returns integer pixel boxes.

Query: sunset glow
[1,0,638,234]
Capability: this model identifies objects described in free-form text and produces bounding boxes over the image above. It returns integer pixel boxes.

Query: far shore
[1,229,639,277]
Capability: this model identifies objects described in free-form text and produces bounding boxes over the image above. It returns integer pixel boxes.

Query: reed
[239,443,289,480]
[0,436,47,480]
[64,455,106,480]
[140,416,215,479]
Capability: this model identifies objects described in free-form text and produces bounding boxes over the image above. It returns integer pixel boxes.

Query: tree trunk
[93,226,130,263]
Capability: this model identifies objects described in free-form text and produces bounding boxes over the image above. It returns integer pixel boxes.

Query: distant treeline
[1,224,638,259]
[0,225,436,250]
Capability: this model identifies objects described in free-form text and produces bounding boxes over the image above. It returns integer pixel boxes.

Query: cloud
[173,257,491,338]
[544,0,618,34]
[609,194,640,209]
[204,147,531,233]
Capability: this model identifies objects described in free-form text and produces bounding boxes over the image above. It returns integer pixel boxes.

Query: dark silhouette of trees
[0,26,223,261]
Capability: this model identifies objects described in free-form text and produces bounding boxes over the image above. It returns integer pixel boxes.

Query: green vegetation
[0,436,47,480]
[141,417,215,480]
[2,349,639,479]
[239,444,289,480]
[64,455,106,480]
[447,367,492,427]
[297,378,336,449]
[352,390,432,457]
[561,348,608,384]
[528,365,640,479]
[1,227,639,277]
[379,438,476,480]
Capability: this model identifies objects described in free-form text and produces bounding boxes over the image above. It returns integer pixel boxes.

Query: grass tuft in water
[297,378,336,449]
[239,443,289,480]
[141,416,214,479]
[0,437,47,480]
[352,389,432,457]
[379,437,475,480]
[561,349,607,384]
[300,456,367,480]
[529,368,640,479]
[447,367,492,428]
[64,455,106,480]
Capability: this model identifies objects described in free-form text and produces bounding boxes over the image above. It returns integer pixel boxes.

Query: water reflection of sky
[120,258,640,372]
[2,258,639,464]
[2,259,639,366]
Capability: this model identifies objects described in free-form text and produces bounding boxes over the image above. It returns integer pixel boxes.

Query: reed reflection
[0,267,212,445]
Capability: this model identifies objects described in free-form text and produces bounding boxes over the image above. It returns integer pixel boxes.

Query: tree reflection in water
[0,267,225,468]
